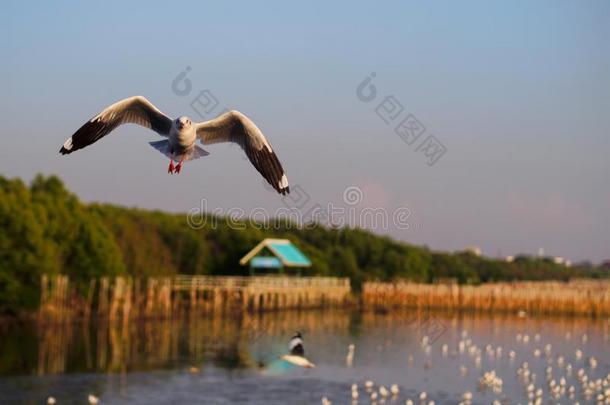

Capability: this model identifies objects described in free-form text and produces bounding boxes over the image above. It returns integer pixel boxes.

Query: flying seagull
[59,96,290,195]
[280,331,315,368]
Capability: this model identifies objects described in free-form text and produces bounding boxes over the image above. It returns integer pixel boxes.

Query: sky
[1,0,609,263]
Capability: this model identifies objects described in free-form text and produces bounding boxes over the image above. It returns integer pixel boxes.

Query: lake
[0,310,608,404]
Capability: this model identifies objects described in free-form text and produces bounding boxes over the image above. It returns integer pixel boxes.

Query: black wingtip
[59,146,70,155]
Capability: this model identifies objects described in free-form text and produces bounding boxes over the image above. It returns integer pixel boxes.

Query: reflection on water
[1,311,354,376]
[0,310,608,404]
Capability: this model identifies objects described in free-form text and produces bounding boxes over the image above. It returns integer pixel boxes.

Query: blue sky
[1,0,609,262]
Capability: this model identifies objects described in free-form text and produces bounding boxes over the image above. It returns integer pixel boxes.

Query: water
[0,310,608,404]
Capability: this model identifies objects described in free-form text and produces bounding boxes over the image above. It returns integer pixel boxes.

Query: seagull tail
[188,145,210,161]
[149,140,209,162]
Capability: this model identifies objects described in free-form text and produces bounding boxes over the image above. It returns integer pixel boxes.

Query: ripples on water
[0,310,608,404]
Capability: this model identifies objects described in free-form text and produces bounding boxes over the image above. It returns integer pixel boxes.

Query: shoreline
[3,277,610,323]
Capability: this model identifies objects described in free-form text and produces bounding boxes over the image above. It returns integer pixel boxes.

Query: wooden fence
[39,274,352,323]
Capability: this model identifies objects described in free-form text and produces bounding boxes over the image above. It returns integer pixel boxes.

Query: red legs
[167,155,175,174]
[175,155,185,174]
[167,153,185,175]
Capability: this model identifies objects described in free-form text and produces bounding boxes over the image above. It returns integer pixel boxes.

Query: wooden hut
[239,238,312,276]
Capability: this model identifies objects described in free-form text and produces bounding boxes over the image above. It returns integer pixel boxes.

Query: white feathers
[289,336,303,352]
[279,174,289,189]
[62,137,73,151]
[281,354,315,368]
[346,343,355,367]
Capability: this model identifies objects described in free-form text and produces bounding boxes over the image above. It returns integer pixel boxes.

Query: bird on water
[281,331,315,368]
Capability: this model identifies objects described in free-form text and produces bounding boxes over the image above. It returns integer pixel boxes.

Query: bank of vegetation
[1,175,607,314]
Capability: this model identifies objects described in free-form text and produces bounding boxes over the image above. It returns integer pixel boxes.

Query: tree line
[0,175,607,314]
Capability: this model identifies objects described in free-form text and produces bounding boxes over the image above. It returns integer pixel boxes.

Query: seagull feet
[175,163,182,174]
[168,160,175,174]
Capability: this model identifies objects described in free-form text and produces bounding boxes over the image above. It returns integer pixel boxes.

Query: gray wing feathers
[60,96,173,155]
[195,111,290,195]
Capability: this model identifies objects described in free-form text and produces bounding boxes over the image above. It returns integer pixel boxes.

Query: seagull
[59,96,290,195]
[281,331,315,368]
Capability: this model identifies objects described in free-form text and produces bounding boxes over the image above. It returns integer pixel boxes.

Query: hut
[239,238,312,275]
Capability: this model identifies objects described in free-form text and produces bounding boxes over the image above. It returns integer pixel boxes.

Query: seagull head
[176,116,192,130]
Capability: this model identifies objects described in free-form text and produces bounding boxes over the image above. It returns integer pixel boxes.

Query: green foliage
[0,175,125,312]
[0,174,607,313]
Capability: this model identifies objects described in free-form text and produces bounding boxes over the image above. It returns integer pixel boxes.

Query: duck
[281,331,315,368]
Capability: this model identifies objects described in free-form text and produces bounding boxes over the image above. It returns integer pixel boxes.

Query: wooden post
[99,277,109,317]
[84,279,96,319]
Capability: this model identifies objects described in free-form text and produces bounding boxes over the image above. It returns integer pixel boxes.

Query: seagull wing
[60,96,173,155]
[195,110,290,195]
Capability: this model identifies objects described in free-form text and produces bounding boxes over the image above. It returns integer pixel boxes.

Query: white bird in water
[281,331,315,368]
[87,394,99,404]
[346,343,355,367]
[60,96,290,194]
[46,397,56,404]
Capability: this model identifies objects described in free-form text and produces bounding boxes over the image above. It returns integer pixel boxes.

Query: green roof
[239,238,312,267]
[268,241,312,266]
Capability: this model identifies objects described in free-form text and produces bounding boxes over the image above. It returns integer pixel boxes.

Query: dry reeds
[362,280,610,316]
